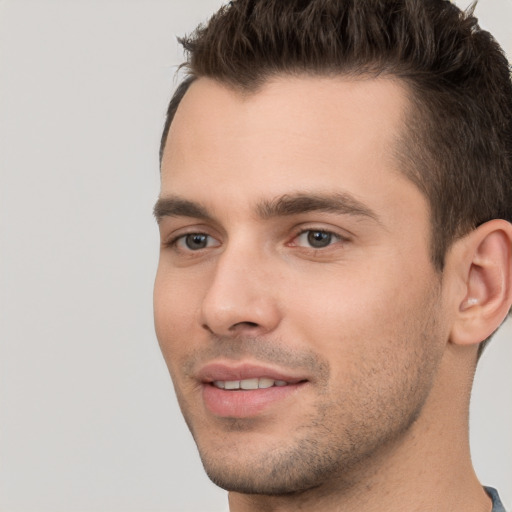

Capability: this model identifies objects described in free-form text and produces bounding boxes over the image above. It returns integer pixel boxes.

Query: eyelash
[289,228,346,249]
[165,227,347,253]
[166,232,219,251]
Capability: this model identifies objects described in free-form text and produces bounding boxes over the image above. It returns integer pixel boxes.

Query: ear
[449,219,512,347]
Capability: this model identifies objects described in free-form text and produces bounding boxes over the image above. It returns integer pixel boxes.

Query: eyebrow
[153,192,379,223]
[153,197,213,223]
[256,192,378,221]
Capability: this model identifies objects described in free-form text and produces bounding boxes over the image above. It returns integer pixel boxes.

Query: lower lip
[202,383,304,418]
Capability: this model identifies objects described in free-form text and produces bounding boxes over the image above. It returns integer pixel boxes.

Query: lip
[198,362,306,384]
[198,361,308,418]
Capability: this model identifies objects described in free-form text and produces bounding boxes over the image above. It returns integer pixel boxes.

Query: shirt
[486,487,507,512]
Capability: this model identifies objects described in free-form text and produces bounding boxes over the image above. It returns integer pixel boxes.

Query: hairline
[160,71,442,261]
[159,71,504,358]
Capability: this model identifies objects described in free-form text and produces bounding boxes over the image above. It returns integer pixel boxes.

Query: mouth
[198,363,309,418]
[212,377,297,390]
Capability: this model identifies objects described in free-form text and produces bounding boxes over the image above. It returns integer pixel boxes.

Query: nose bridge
[200,235,280,335]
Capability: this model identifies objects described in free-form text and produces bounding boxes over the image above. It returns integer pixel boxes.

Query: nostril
[202,324,215,334]
[230,321,259,330]
[201,320,265,339]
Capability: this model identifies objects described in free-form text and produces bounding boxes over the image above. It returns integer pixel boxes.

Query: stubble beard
[194,377,431,497]
[176,288,444,497]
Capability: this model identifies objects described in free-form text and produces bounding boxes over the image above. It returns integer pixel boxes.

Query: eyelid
[161,223,222,249]
[288,225,351,247]
[161,223,351,252]
[174,232,221,250]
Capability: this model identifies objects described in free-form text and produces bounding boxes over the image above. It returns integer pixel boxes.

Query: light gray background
[0,1,510,510]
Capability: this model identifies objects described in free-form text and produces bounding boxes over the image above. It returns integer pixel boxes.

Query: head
[154,0,512,502]
[160,0,512,272]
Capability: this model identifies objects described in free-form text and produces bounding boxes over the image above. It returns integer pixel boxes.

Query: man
[153,0,512,510]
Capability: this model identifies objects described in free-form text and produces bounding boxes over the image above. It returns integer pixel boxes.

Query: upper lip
[197,361,308,384]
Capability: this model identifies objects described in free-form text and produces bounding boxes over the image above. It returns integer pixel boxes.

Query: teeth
[258,377,274,389]
[240,378,259,390]
[212,378,290,390]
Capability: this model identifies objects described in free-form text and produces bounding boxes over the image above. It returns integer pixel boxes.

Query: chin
[193,426,365,496]
[201,456,327,496]
[189,381,429,497]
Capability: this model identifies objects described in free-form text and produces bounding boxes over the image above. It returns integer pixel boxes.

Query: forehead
[160,75,414,214]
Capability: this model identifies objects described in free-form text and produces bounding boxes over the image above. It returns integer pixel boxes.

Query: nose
[199,242,282,337]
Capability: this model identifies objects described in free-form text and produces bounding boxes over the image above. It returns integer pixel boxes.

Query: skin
[154,76,495,511]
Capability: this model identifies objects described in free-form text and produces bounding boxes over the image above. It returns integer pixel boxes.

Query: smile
[213,378,290,390]
[197,362,309,417]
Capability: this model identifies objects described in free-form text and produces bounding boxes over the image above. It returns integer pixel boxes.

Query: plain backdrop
[0,1,511,511]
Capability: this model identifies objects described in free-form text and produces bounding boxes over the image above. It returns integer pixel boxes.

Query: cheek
[153,265,203,361]
[283,257,438,359]
[286,266,443,422]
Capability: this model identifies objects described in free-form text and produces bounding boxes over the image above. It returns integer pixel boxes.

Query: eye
[295,230,341,249]
[175,233,220,251]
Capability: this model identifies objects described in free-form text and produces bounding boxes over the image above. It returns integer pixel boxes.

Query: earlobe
[450,220,512,347]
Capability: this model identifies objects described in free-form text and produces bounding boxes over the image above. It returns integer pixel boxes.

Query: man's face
[154,76,450,495]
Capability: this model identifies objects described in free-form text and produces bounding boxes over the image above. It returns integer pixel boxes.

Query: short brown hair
[161,0,512,273]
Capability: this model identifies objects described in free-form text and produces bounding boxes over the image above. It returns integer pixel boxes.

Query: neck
[228,346,492,512]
